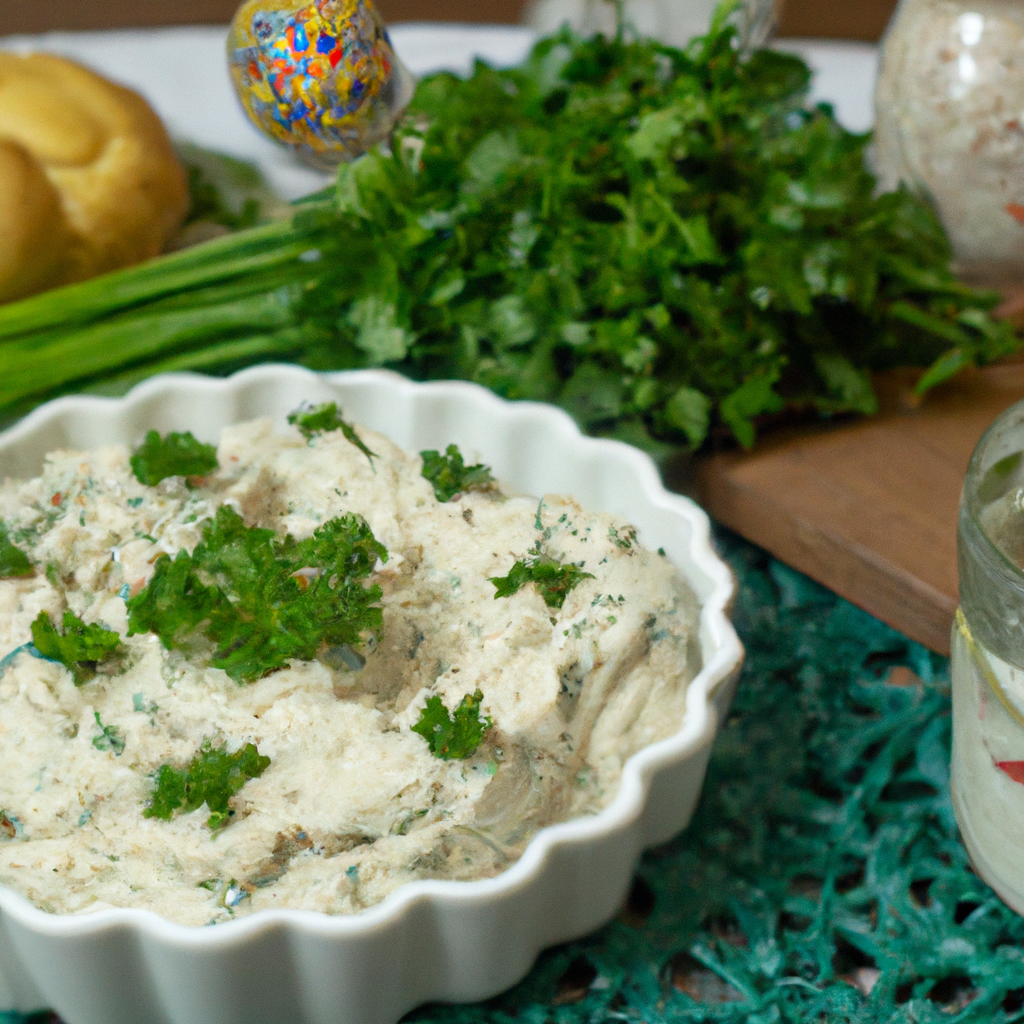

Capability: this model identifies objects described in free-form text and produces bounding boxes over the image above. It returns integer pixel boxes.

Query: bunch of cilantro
[0,6,1014,450]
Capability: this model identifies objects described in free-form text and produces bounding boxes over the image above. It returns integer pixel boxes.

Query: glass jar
[524,0,778,50]
[953,399,1024,914]
[874,0,1024,288]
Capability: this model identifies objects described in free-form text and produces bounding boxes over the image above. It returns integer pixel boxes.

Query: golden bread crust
[0,52,189,302]
[0,139,78,303]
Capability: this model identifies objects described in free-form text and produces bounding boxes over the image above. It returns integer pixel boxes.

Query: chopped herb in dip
[146,740,271,830]
[130,430,219,485]
[0,524,31,578]
[126,505,386,683]
[420,445,496,502]
[288,401,376,463]
[490,554,595,609]
[31,609,124,686]
[412,689,492,760]
[91,712,125,756]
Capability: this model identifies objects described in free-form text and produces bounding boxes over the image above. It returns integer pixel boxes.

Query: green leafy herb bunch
[0,5,1014,451]
[324,7,1015,450]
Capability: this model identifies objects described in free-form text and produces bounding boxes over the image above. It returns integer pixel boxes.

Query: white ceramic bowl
[0,365,743,1024]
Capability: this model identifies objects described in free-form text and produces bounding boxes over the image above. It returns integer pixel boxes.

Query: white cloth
[0,23,877,200]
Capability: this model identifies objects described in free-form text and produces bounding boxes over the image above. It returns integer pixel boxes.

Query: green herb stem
[0,215,323,340]
[0,288,301,410]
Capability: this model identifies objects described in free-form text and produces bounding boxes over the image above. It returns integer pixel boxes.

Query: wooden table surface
[695,366,1024,655]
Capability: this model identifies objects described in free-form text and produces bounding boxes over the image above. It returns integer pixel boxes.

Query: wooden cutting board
[692,364,1024,655]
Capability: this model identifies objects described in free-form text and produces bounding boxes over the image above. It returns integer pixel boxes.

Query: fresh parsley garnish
[145,739,270,830]
[287,401,346,436]
[30,609,124,686]
[412,689,491,760]
[288,402,376,463]
[490,554,595,609]
[126,504,387,683]
[420,445,496,502]
[130,430,218,486]
[0,523,31,578]
[91,711,125,756]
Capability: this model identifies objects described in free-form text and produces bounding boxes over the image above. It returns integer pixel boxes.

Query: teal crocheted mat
[6,531,1024,1024]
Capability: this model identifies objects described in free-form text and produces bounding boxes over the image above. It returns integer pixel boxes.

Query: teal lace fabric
[5,532,1024,1024]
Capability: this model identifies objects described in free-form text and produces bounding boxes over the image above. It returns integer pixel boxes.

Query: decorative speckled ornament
[227,0,414,169]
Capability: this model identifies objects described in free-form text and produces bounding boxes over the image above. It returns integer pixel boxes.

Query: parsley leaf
[490,554,595,609]
[126,505,387,683]
[420,444,496,502]
[31,609,124,686]
[412,689,491,759]
[91,711,125,756]
[0,524,31,578]
[288,402,376,463]
[145,739,270,829]
[130,430,219,486]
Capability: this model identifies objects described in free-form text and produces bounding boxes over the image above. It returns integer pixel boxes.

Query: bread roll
[0,52,189,303]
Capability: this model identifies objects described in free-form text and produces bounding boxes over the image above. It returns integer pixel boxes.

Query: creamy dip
[0,414,699,925]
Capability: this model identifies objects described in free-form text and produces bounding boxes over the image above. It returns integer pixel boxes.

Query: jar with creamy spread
[953,399,1024,913]
[874,0,1024,287]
